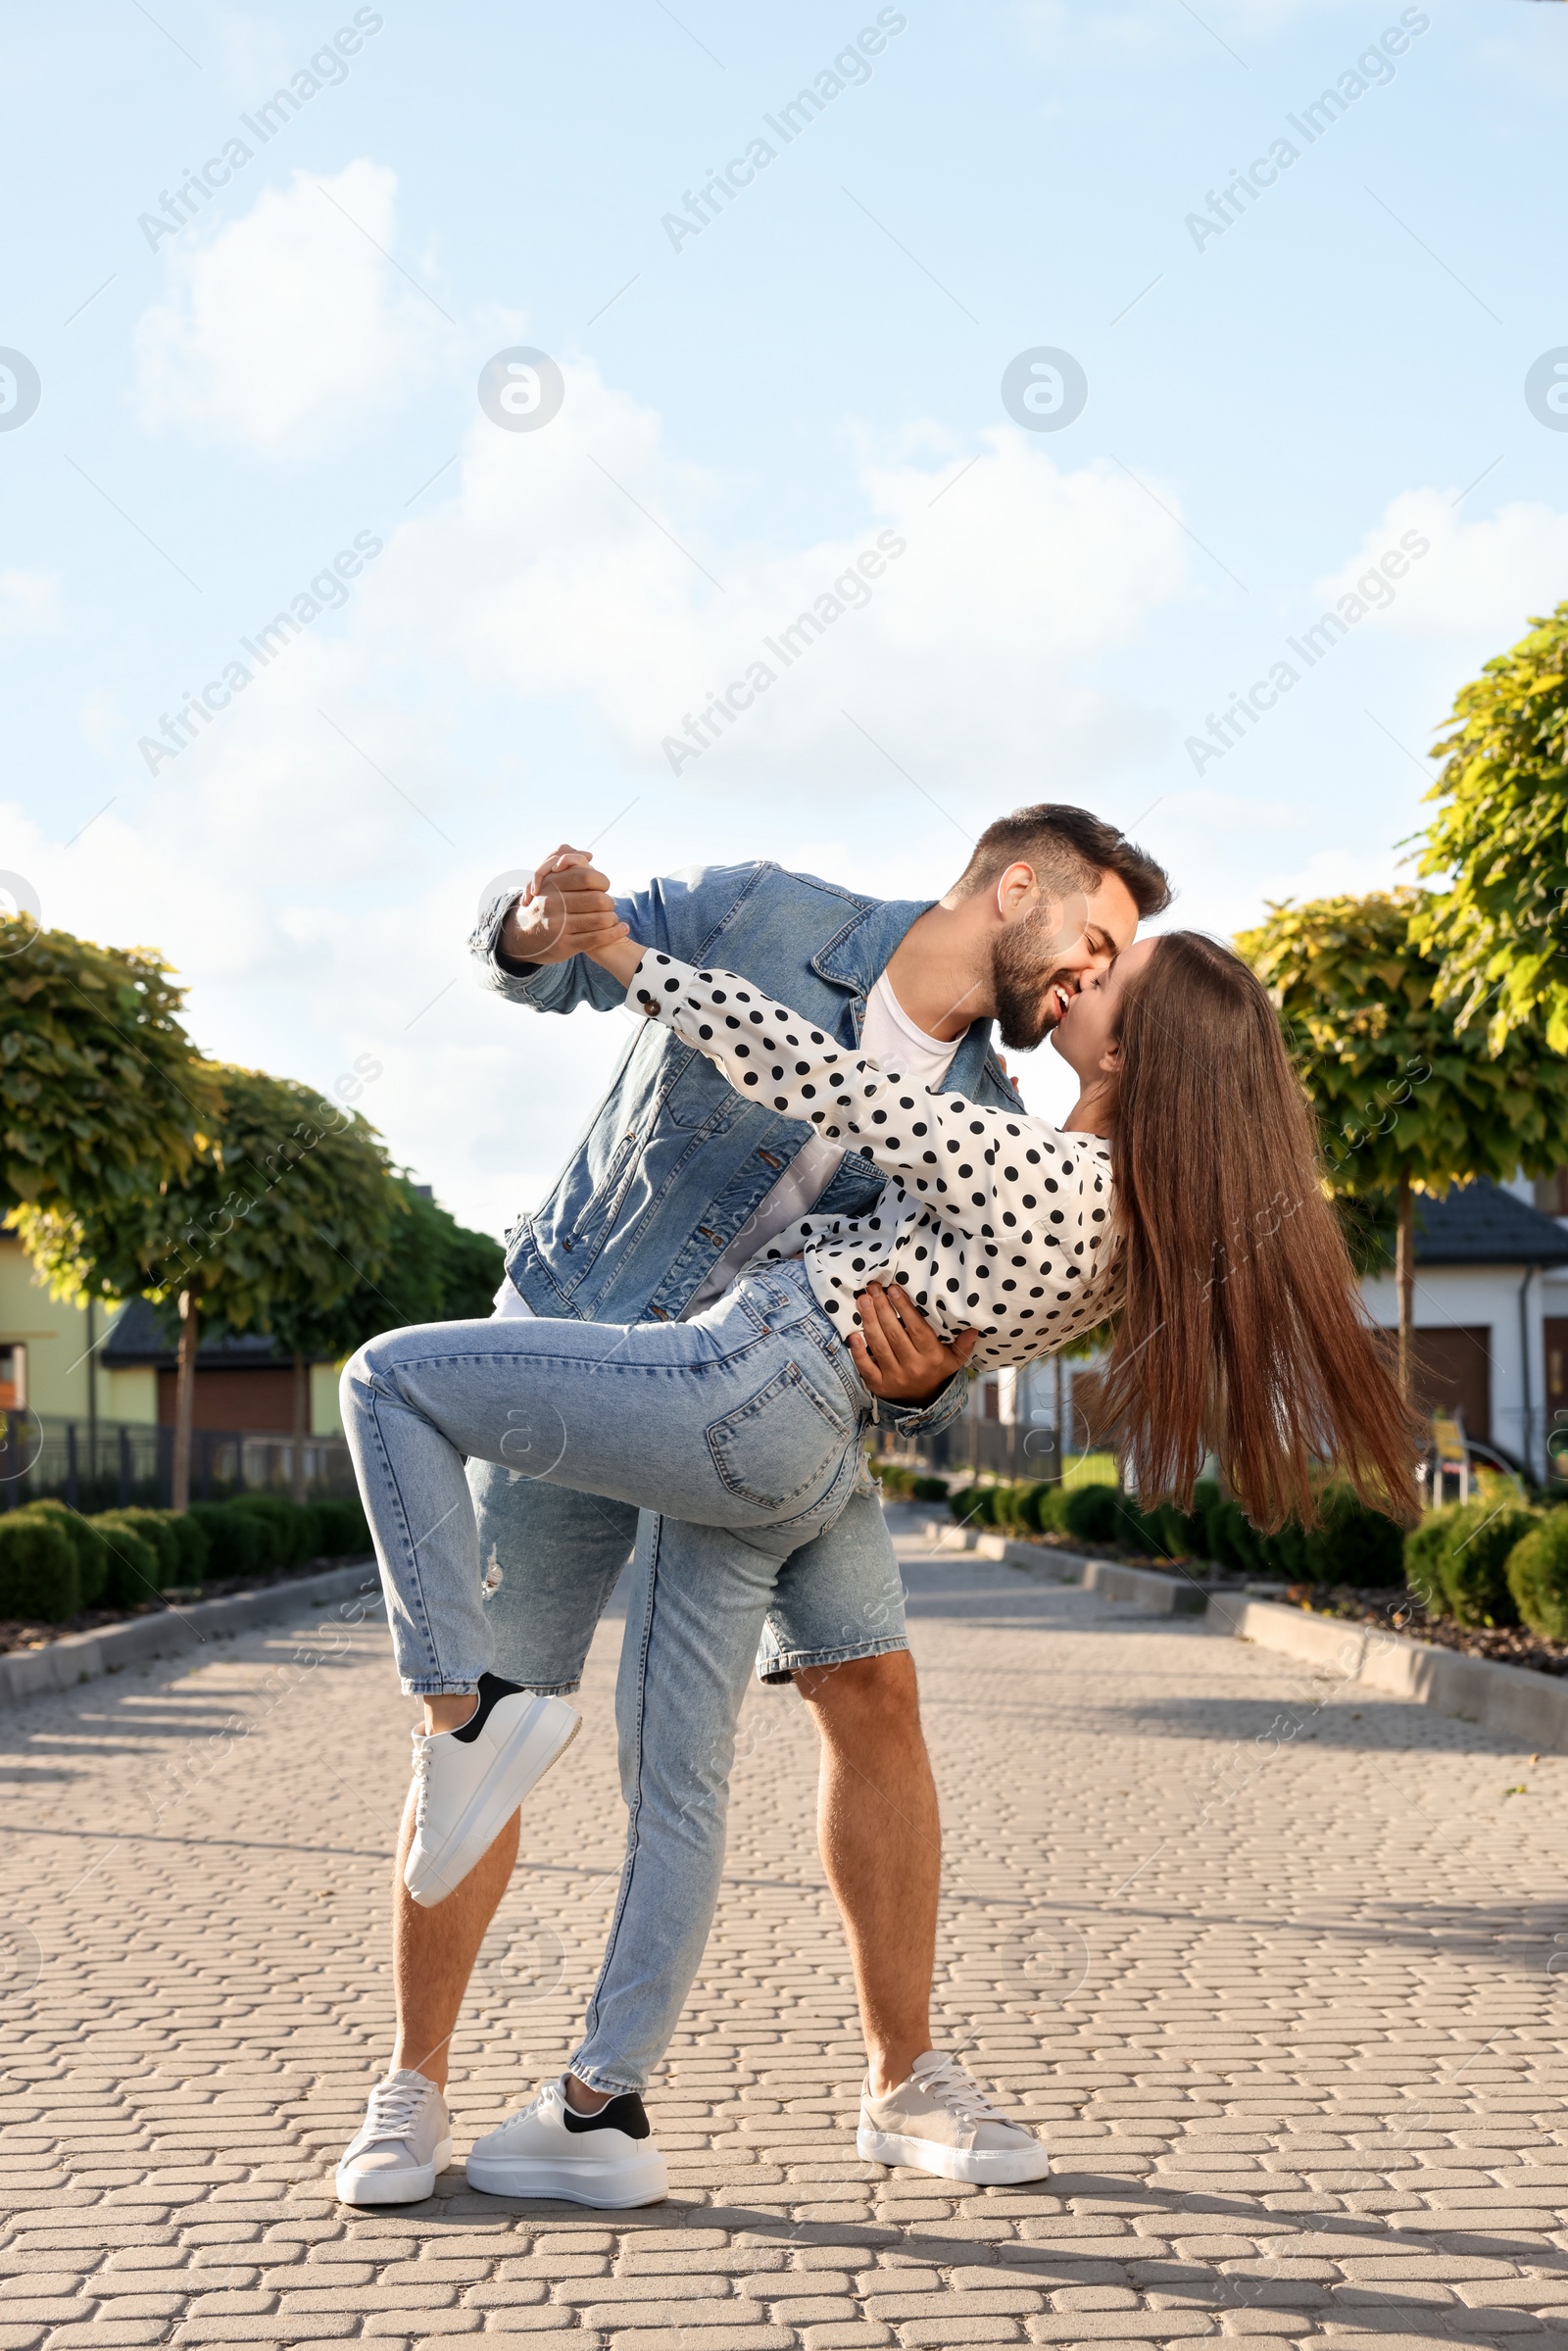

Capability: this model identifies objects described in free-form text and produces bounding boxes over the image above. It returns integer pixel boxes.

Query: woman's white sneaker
[335,2070,452,2204]
[858,2050,1050,2184]
[404,1676,581,1908]
[466,2076,668,2207]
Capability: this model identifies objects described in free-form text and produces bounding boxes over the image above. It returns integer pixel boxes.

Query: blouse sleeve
[630,948,1111,1249]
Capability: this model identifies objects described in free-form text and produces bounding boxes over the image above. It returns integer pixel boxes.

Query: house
[967,1175,1568,1486]
[0,1232,343,1435]
[101,1298,345,1436]
[1360,1178,1568,1478]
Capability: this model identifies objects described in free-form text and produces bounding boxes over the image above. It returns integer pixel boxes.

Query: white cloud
[33,358,1205,1234]
[1314,488,1568,643]
[0,571,63,635]
[359,367,1191,799]
[133,161,450,451]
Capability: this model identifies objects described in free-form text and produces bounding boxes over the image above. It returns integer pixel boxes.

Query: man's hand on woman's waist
[850,1282,978,1406]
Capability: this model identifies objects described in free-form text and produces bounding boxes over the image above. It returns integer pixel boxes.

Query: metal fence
[0,1413,358,1513]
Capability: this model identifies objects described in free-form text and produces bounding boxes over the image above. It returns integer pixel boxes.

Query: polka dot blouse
[632,950,1121,1369]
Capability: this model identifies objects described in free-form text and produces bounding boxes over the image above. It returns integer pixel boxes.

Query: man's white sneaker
[858,2050,1051,2184]
[466,2076,668,2207]
[335,2070,452,2204]
[405,1675,581,1908]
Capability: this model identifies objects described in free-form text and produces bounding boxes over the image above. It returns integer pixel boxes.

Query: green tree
[1236,890,1568,1397]
[1413,600,1568,1051]
[16,1065,400,1509]
[267,1179,502,1497]
[1,917,220,1217]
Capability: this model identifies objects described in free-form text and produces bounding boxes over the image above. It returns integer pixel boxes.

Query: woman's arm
[624,947,1111,1250]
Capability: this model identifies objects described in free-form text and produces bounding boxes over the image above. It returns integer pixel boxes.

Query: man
[336,805,1168,2206]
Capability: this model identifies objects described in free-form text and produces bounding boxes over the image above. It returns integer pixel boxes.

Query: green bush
[950,1484,997,1527]
[0,1512,80,1621]
[1107,1495,1158,1554]
[1189,1481,1222,1562]
[307,1494,370,1555]
[1437,1499,1538,1627]
[1062,1484,1120,1544]
[187,1500,269,1578]
[1302,1482,1405,1589]
[90,1513,165,1606]
[1200,1494,1266,1575]
[994,1483,1037,1535]
[106,1506,179,1585]
[1506,1509,1568,1640]
[229,1494,322,1567]
[910,1475,950,1504]
[1403,1506,1458,1615]
[1032,1485,1069,1534]
[165,1510,209,1585]
[1259,1519,1310,1582]
[104,1506,208,1589]
[18,1499,111,1606]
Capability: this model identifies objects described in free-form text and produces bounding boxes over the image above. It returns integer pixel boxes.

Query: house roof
[102,1298,334,1370]
[1413,1179,1568,1269]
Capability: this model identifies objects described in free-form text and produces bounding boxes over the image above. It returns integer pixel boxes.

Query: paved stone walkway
[2,1513,1565,2350]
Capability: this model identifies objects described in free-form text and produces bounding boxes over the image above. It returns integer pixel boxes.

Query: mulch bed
[0,1553,377,1657]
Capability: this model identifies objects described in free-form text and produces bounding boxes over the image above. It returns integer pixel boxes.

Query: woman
[343,925,1418,1903]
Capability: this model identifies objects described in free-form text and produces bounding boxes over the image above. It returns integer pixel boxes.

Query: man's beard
[990,910,1082,1052]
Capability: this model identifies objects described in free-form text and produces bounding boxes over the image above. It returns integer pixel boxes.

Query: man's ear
[994,860,1040,923]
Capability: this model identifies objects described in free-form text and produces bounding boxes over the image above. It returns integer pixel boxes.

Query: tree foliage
[1413,599,1568,1052]
[1236,889,1568,1197]
[14,1063,400,1331]
[269,1176,504,1363]
[0,917,220,1218]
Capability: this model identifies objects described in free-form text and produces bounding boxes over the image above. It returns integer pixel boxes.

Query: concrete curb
[910,1513,1568,1745]
[1222,1595,1568,1751]
[914,1517,1214,1613]
[0,1557,383,1710]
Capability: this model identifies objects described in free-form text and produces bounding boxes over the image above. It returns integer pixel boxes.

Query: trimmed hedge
[90,1513,166,1606]
[1301,1481,1404,1589]
[935,1467,1402,1588]
[18,1499,111,1606]
[1436,1498,1538,1627]
[228,1494,322,1569]
[0,1490,370,1626]
[1505,1509,1568,1640]
[1402,1504,1457,1616]
[0,1513,80,1621]
[186,1500,269,1578]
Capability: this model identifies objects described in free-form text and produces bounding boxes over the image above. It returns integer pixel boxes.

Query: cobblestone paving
[3,1513,1565,2350]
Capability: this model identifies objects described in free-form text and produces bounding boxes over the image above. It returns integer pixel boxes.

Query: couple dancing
[336,804,1417,2208]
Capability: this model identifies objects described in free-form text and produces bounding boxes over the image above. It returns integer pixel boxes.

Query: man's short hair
[953,804,1171,917]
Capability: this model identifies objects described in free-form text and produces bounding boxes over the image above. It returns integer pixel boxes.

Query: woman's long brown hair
[1098,932,1422,1529]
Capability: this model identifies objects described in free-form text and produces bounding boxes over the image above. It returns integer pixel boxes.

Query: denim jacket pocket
[706,1360,852,1512]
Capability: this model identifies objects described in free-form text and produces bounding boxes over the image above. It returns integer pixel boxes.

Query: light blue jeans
[341,1261,908,2090]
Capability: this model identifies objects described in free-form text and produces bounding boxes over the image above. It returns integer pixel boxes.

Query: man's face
[988,871,1141,1052]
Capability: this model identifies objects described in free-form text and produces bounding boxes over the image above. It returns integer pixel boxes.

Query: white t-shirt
[491,969,961,1323]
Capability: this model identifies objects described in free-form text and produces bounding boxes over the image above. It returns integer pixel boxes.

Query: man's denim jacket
[469,859,1024,1439]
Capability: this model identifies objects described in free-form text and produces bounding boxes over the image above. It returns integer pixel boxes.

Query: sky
[5,0,1568,1240]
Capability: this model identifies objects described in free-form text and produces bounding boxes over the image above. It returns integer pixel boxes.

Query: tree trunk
[172,1291,198,1513]
[1053,1351,1065,1485]
[1396,1172,1415,1406]
[291,1351,309,1504]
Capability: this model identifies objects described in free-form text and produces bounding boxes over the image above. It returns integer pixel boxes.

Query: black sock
[563,2089,651,2139]
[450,1671,525,1743]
